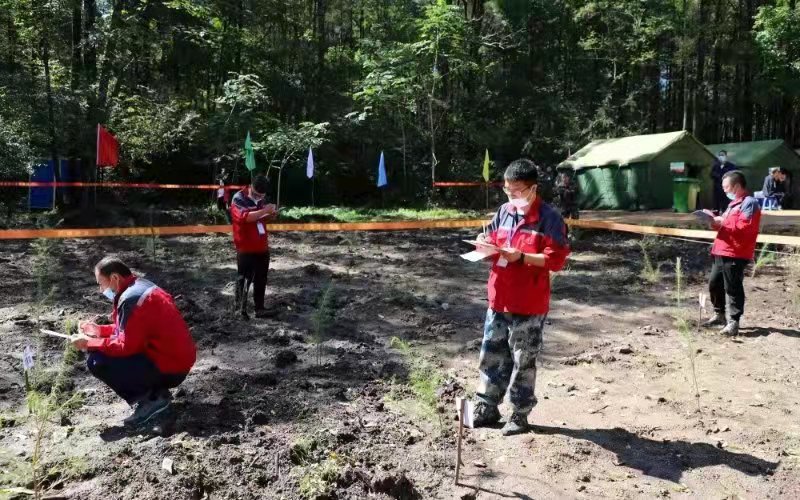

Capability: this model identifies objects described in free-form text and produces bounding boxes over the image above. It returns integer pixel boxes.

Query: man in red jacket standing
[71,257,196,427]
[470,159,571,436]
[702,171,761,336]
[230,175,278,320]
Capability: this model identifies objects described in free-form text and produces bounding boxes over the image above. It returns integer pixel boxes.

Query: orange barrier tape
[0,219,485,240]
[433,182,503,187]
[568,218,800,246]
[1,217,798,246]
[0,181,247,190]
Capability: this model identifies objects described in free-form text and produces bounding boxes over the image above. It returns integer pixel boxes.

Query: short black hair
[95,256,133,278]
[778,167,789,175]
[718,150,727,155]
[251,175,269,195]
[504,159,538,185]
[723,170,746,189]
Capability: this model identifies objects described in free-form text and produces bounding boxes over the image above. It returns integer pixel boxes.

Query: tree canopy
[1,0,798,205]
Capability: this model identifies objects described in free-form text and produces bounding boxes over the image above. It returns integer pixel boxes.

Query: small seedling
[310,281,335,366]
[751,244,776,278]
[638,238,663,284]
[674,258,701,415]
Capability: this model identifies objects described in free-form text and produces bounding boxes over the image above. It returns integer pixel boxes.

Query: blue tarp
[29,159,56,209]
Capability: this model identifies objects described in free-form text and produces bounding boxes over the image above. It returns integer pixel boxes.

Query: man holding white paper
[701,171,761,336]
[71,257,196,427]
[230,175,278,320]
[468,159,570,436]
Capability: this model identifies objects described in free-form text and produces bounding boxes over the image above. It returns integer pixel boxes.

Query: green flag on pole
[244,131,256,172]
[482,149,490,182]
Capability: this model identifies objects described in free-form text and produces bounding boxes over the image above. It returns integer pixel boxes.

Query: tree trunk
[401,120,407,195]
[694,0,708,139]
[681,0,689,131]
[42,40,63,205]
[70,1,82,90]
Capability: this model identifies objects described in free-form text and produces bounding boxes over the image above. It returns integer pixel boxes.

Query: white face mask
[510,197,530,210]
[718,155,727,163]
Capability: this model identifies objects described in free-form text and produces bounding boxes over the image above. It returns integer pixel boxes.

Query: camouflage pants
[476,309,545,415]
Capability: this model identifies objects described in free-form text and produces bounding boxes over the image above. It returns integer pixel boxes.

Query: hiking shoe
[720,321,739,337]
[123,396,171,427]
[471,401,501,428]
[501,413,530,436]
[702,313,726,328]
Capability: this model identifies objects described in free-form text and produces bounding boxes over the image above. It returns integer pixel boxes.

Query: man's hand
[78,321,101,338]
[256,204,278,220]
[70,333,91,351]
[476,233,488,244]
[498,247,523,263]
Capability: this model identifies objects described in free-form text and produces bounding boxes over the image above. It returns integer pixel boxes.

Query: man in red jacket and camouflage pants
[72,257,197,427]
[702,170,762,336]
[230,175,278,320]
[471,159,571,436]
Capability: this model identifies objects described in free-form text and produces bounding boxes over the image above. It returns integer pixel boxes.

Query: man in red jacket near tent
[230,174,278,319]
[702,170,761,336]
[470,159,571,436]
[72,257,196,427]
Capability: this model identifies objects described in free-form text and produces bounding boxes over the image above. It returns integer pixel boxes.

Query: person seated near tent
[71,257,196,427]
[710,150,738,213]
[230,174,278,320]
[553,171,579,220]
[701,171,761,337]
[470,159,570,436]
[758,167,788,208]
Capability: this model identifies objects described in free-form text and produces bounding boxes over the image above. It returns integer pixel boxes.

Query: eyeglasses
[502,186,532,197]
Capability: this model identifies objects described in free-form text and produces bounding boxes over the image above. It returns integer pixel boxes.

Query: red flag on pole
[96,124,119,167]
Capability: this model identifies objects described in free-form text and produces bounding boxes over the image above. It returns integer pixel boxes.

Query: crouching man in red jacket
[71,257,197,427]
[471,159,571,436]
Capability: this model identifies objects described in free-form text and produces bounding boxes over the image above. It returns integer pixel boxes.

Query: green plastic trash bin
[673,177,701,213]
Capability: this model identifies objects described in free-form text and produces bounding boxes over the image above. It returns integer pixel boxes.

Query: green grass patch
[280,206,483,223]
[386,337,444,423]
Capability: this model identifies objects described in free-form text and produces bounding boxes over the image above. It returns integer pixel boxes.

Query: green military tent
[558,131,715,210]
[705,140,800,201]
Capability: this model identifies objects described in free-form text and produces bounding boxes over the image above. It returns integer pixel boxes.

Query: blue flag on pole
[377,151,388,188]
[306,147,314,179]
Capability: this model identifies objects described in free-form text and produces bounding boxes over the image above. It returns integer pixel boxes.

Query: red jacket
[230,188,269,253]
[484,197,571,315]
[87,277,196,374]
[711,194,761,260]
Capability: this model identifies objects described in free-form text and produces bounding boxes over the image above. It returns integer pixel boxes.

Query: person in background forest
[216,169,231,223]
[230,175,278,320]
[470,159,571,436]
[711,150,737,212]
[553,171,579,220]
[71,257,196,427]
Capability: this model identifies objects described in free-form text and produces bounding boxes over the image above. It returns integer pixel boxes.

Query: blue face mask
[726,192,736,201]
[102,287,116,301]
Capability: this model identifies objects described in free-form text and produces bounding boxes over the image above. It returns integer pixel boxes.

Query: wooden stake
[455,398,466,485]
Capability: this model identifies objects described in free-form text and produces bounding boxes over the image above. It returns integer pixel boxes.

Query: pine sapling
[310,281,335,366]
[674,257,701,414]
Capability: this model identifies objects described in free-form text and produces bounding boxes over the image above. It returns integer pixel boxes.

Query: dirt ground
[1,228,799,499]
